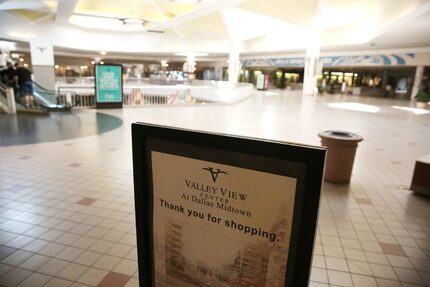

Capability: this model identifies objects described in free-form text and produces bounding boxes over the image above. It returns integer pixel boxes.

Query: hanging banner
[95,64,123,108]
[132,124,326,287]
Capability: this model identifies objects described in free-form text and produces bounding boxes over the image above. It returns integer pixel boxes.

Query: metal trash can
[318,130,363,184]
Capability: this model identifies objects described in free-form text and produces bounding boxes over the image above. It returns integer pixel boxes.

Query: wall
[32,66,55,90]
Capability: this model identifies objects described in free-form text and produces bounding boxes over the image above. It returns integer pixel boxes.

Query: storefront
[240,52,430,100]
[240,67,303,89]
[321,67,416,99]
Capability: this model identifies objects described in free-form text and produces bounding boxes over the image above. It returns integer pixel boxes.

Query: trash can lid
[318,130,363,142]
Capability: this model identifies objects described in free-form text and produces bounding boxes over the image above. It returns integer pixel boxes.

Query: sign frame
[132,123,326,287]
[94,63,123,109]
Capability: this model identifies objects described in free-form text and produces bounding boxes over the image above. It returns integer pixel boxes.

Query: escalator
[0,82,25,114]
[31,82,72,112]
[0,82,72,113]
[0,84,10,113]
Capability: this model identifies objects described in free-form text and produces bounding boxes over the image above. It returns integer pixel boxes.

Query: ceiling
[0,0,430,57]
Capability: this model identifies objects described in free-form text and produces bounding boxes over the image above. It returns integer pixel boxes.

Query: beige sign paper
[151,151,297,287]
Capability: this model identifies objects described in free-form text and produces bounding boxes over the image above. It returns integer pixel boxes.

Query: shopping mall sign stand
[94,64,123,108]
[132,123,326,287]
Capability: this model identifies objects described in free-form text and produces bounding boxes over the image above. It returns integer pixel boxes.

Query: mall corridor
[0,91,429,286]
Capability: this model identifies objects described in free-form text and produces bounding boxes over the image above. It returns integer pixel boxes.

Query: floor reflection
[0,111,123,146]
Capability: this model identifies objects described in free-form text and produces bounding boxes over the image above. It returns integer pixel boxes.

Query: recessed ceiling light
[100,51,107,55]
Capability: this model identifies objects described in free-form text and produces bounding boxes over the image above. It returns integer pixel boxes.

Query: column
[228,44,240,84]
[303,46,320,96]
[214,66,223,81]
[182,54,196,80]
[381,70,388,97]
[29,38,55,90]
[302,0,324,96]
[161,60,168,79]
[411,66,424,100]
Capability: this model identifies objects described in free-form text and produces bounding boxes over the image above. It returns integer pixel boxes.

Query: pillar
[303,0,324,96]
[182,54,196,80]
[411,66,424,100]
[303,48,320,95]
[29,38,55,90]
[381,70,388,97]
[161,60,168,79]
[228,45,240,84]
[214,66,223,81]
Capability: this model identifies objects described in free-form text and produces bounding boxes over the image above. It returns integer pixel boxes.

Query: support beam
[153,0,248,31]
[148,0,183,38]
[302,0,324,96]
[30,38,55,90]
[228,43,241,84]
[411,66,424,100]
[31,12,54,24]
[56,0,78,22]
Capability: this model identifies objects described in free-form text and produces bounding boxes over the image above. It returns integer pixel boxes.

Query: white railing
[55,80,253,108]
[55,76,188,85]
[55,77,94,85]
[123,85,193,106]
[57,86,95,107]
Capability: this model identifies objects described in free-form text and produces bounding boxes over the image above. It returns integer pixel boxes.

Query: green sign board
[95,64,123,108]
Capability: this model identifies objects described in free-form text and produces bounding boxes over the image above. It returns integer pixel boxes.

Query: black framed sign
[94,64,123,109]
[132,123,326,287]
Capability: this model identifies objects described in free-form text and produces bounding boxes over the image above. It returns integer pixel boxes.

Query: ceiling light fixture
[172,0,201,4]
[119,18,145,25]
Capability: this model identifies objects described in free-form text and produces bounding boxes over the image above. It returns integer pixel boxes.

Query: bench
[411,154,430,196]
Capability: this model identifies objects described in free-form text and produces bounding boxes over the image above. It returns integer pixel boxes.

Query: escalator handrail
[30,82,72,111]
[32,81,57,94]
[0,82,8,93]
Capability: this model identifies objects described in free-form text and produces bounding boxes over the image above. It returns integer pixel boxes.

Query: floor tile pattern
[0,91,429,286]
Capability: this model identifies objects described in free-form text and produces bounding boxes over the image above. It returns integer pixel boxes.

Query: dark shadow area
[0,111,123,146]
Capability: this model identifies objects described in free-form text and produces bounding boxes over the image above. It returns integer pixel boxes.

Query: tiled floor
[0,90,429,287]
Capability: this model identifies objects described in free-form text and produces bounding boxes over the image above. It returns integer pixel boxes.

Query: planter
[416,102,428,109]
[318,130,363,184]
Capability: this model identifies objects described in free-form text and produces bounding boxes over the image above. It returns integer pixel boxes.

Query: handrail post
[7,88,16,114]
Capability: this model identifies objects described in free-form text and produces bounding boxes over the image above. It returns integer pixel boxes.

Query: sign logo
[37,47,46,53]
[202,167,227,183]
